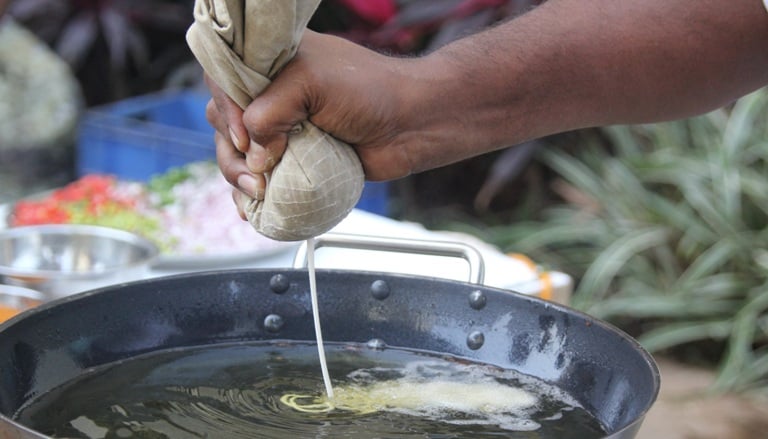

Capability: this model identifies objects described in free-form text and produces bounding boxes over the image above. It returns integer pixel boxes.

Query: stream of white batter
[307,237,334,398]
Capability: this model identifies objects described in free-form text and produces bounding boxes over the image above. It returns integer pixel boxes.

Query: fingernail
[230,128,245,152]
[237,174,265,200]
[233,190,252,220]
[246,139,269,172]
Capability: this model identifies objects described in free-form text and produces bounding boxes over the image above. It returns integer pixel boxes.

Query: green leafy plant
[7,0,194,104]
[482,88,768,393]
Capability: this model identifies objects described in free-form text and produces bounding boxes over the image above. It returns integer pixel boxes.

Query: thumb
[241,70,311,173]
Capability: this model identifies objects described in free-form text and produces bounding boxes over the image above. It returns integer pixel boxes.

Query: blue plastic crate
[77,90,216,181]
[77,89,390,215]
[357,181,390,216]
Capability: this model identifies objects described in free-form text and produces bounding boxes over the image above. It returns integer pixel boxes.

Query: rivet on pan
[468,290,487,310]
[366,338,387,350]
[264,314,284,332]
[370,280,391,300]
[467,331,485,350]
[269,274,290,294]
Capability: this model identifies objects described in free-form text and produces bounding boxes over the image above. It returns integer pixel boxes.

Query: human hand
[204,75,265,219]
[205,30,436,216]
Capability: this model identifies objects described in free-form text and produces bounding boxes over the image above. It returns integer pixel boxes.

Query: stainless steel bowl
[0,225,159,298]
[0,284,45,323]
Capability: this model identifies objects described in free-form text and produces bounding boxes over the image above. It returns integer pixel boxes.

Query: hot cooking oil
[14,341,607,438]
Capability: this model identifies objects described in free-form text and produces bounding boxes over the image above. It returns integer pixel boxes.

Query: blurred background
[2,1,768,436]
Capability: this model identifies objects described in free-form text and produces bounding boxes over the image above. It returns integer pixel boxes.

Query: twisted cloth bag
[186,0,364,241]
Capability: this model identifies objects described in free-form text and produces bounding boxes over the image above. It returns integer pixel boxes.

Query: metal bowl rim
[0,284,46,301]
[0,224,159,278]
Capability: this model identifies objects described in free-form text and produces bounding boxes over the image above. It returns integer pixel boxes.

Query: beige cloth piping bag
[186,0,364,241]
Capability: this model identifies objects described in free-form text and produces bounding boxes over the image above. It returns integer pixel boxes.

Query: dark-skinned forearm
[401,0,768,172]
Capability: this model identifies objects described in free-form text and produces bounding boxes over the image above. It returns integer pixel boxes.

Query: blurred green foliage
[477,88,768,393]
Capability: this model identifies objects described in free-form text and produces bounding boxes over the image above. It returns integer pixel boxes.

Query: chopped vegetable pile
[11,174,155,232]
[10,162,284,258]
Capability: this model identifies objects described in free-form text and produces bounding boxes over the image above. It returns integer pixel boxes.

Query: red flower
[338,0,397,26]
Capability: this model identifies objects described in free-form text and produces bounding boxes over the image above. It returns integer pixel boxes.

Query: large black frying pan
[0,235,659,438]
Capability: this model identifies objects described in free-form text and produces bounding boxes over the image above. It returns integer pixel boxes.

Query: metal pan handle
[292,233,485,285]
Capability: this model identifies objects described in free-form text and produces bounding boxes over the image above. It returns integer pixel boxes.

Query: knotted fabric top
[186,0,364,241]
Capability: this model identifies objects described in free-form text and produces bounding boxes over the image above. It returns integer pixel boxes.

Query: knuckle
[241,102,271,135]
[205,99,219,125]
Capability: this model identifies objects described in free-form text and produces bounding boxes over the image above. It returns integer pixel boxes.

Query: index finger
[205,74,249,152]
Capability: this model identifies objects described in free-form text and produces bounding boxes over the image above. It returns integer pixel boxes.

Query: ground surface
[635,357,768,439]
